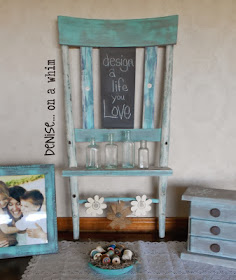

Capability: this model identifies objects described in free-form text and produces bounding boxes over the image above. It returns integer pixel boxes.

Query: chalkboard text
[103,54,134,72]
[100,48,135,128]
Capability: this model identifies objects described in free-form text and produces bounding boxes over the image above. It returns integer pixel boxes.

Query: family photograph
[0,174,48,247]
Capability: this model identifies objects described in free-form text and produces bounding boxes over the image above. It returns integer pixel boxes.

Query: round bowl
[88,262,134,276]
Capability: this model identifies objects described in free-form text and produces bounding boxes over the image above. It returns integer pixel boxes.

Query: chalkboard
[100,48,135,128]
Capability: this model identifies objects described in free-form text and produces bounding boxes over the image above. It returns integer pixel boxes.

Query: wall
[0,0,235,218]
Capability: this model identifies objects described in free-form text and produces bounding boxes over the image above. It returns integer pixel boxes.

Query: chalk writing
[100,48,135,128]
[103,53,135,72]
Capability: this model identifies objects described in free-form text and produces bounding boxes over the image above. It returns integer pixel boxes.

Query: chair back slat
[74,128,161,142]
[61,45,78,167]
[58,15,178,47]
[160,45,174,167]
[81,47,94,129]
[142,46,158,129]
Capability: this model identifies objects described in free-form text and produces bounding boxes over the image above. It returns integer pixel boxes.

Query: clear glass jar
[105,133,118,169]
[138,140,149,169]
[122,130,135,168]
[86,138,101,169]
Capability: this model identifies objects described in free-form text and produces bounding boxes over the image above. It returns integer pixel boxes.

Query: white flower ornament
[131,195,152,216]
[85,195,107,216]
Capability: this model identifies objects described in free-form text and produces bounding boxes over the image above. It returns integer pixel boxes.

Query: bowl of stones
[89,244,137,276]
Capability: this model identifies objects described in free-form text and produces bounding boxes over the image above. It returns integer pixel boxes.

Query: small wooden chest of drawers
[181,186,236,268]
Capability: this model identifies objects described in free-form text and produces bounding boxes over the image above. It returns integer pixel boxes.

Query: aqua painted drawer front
[190,236,236,259]
[190,219,236,241]
[181,187,236,268]
[190,202,236,223]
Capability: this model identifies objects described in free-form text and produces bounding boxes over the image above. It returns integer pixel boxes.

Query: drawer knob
[210,208,221,217]
[210,226,221,235]
[210,243,221,253]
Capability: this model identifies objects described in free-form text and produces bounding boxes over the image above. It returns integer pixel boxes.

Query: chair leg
[69,176,80,240]
[158,176,168,238]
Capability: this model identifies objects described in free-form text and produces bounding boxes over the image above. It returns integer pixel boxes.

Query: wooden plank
[79,197,159,204]
[61,45,78,167]
[81,47,94,129]
[62,167,173,177]
[158,176,168,238]
[182,186,236,205]
[187,217,191,251]
[190,219,236,241]
[181,251,236,269]
[69,176,80,240]
[160,45,174,167]
[190,202,236,223]
[142,47,158,128]
[58,15,178,47]
[74,128,161,142]
[57,217,188,233]
[190,236,236,259]
[61,45,80,239]
[158,45,174,238]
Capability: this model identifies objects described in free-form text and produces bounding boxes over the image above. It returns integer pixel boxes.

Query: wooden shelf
[62,166,172,177]
[74,128,161,142]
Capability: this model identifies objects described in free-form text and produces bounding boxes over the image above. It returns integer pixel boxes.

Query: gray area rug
[21,241,236,280]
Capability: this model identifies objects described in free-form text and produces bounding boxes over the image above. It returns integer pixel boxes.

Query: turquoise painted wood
[190,236,236,260]
[61,45,80,239]
[158,176,168,238]
[62,167,173,177]
[190,202,236,223]
[160,45,174,167]
[182,186,236,205]
[142,47,158,129]
[190,219,236,241]
[58,15,178,240]
[181,251,236,269]
[58,15,178,47]
[88,262,134,275]
[81,47,94,129]
[62,45,77,167]
[69,176,79,239]
[0,164,57,259]
[74,128,161,142]
[181,186,236,269]
[158,45,174,238]
[79,197,159,204]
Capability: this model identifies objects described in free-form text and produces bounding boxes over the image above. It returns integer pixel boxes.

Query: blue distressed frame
[0,164,58,259]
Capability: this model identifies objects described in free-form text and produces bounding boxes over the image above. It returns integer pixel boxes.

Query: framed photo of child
[0,164,58,259]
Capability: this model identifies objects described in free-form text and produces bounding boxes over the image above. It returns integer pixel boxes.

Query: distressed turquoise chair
[58,15,178,239]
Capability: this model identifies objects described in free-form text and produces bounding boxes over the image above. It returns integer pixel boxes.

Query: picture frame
[0,164,58,259]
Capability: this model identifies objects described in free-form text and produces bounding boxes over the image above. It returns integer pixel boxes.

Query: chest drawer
[190,236,236,259]
[190,219,236,241]
[190,202,236,223]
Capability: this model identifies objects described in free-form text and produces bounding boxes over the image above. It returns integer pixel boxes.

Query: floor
[0,230,187,280]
